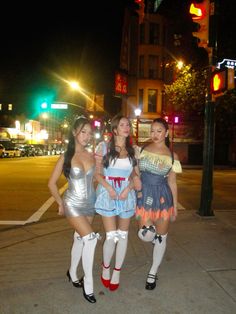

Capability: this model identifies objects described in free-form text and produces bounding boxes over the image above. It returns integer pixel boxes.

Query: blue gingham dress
[95,141,136,218]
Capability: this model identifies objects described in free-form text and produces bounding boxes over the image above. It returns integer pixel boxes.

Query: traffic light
[210,68,235,96]
[41,101,48,109]
[189,0,209,49]
[134,0,145,24]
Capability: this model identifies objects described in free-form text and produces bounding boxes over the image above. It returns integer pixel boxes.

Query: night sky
[0,1,128,117]
[0,0,235,118]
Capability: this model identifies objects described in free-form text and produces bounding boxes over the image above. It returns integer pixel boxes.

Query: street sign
[50,103,68,109]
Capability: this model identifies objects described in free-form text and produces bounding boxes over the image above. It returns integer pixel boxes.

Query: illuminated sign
[51,103,68,109]
[217,59,236,78]
[114,72,128,96]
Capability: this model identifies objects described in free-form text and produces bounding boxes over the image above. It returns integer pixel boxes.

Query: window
[148,55,159,79]
[149,23,159,45]
[138,89,144,110]
[8,104,13,111]
[139,55,144,78]
[0,104,2,111]
[148,89,157,112]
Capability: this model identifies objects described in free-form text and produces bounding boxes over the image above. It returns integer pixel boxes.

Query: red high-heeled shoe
[109,267,121,291]
[101,263,110,288]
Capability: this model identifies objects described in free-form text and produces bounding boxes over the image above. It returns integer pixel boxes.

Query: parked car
[4,146,22,158]
[22,145,36,157]
[0,144,5,158]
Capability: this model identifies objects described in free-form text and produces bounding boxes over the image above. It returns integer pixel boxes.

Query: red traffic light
[189,0,209,49]
[211,68,227,94]
[189,3,206,20]
[134,0,145,24]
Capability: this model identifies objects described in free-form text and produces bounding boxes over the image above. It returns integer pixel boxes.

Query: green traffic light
[41,101,48,109]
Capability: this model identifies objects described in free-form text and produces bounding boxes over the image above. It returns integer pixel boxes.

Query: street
[0,156,236,231]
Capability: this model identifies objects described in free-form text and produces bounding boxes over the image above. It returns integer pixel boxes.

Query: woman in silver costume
[48,116,98,303]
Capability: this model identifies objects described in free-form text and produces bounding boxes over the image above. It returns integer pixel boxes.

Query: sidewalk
[0,210,235,314]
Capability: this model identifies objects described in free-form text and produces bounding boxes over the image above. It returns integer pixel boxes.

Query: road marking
[178,202,185,210]
[0,187,185,225]
[0,184,67,225]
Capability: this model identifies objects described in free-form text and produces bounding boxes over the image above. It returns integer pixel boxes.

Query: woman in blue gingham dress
[95,152,136,218]
[94,114,138,292]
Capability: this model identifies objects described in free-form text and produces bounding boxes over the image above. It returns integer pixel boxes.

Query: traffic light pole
[198,71,215,216]
[198,0,218,216]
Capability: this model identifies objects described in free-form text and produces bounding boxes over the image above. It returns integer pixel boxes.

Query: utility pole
[190,0,218,216]
[198,0,218,216]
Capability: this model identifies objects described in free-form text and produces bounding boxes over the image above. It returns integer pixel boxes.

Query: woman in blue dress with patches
[136,118,182,290]
[95,114,138,291]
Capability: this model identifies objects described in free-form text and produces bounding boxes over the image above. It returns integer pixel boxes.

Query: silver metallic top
[63,166,96,217]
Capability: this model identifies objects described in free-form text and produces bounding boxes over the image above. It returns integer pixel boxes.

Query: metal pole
[136,117,139,145]
[198,0,218,216]
[198,84,215,216]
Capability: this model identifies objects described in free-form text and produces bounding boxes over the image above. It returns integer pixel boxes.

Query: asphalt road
[0,156,236,231]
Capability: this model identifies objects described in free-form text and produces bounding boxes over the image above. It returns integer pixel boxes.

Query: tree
[215,89,236,141]
[164,64,207,117]
[164,63,236,158]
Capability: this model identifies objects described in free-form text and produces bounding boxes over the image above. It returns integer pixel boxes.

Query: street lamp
[176,60,184,70]
[134,108,141,145]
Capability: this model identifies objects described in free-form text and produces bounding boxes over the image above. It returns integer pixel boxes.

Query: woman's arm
[48,154,65,215]
[94,153,117,199]
[168,170,178,218]
[131,165,142,191]
[167,152,180,220]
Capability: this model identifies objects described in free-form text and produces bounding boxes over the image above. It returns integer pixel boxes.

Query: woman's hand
[133,176,142,191]
[119,186,131,200]
[58,204,65,216]
[107,186,117,199]
[171,205,178,222]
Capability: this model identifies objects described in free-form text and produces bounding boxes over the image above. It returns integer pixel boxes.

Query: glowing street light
[68,80,81,91]
[176,60,184,70]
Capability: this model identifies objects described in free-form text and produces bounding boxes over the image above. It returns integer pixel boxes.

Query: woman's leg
[101,216,117,283]
[110,217,130,288]
[146,219,169,288]
[68,231,83,282]
[137,218,156,243]
[68,216,94,282]
[67,216,97,295]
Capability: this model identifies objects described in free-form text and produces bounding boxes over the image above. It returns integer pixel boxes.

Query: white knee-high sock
[82,232,97,295]
[111,230,128,284]
[102,231,117,280]
[69,231,83,282]
[148,234,167,283]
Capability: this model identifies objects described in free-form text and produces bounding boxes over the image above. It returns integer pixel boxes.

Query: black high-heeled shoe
[145,273,158,290]
[66,270,83,288]
[81,280,96,303]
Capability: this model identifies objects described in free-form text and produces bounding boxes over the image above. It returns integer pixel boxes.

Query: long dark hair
[63,116,91,177]
[153,117,170,147]
[103,114,137,168]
